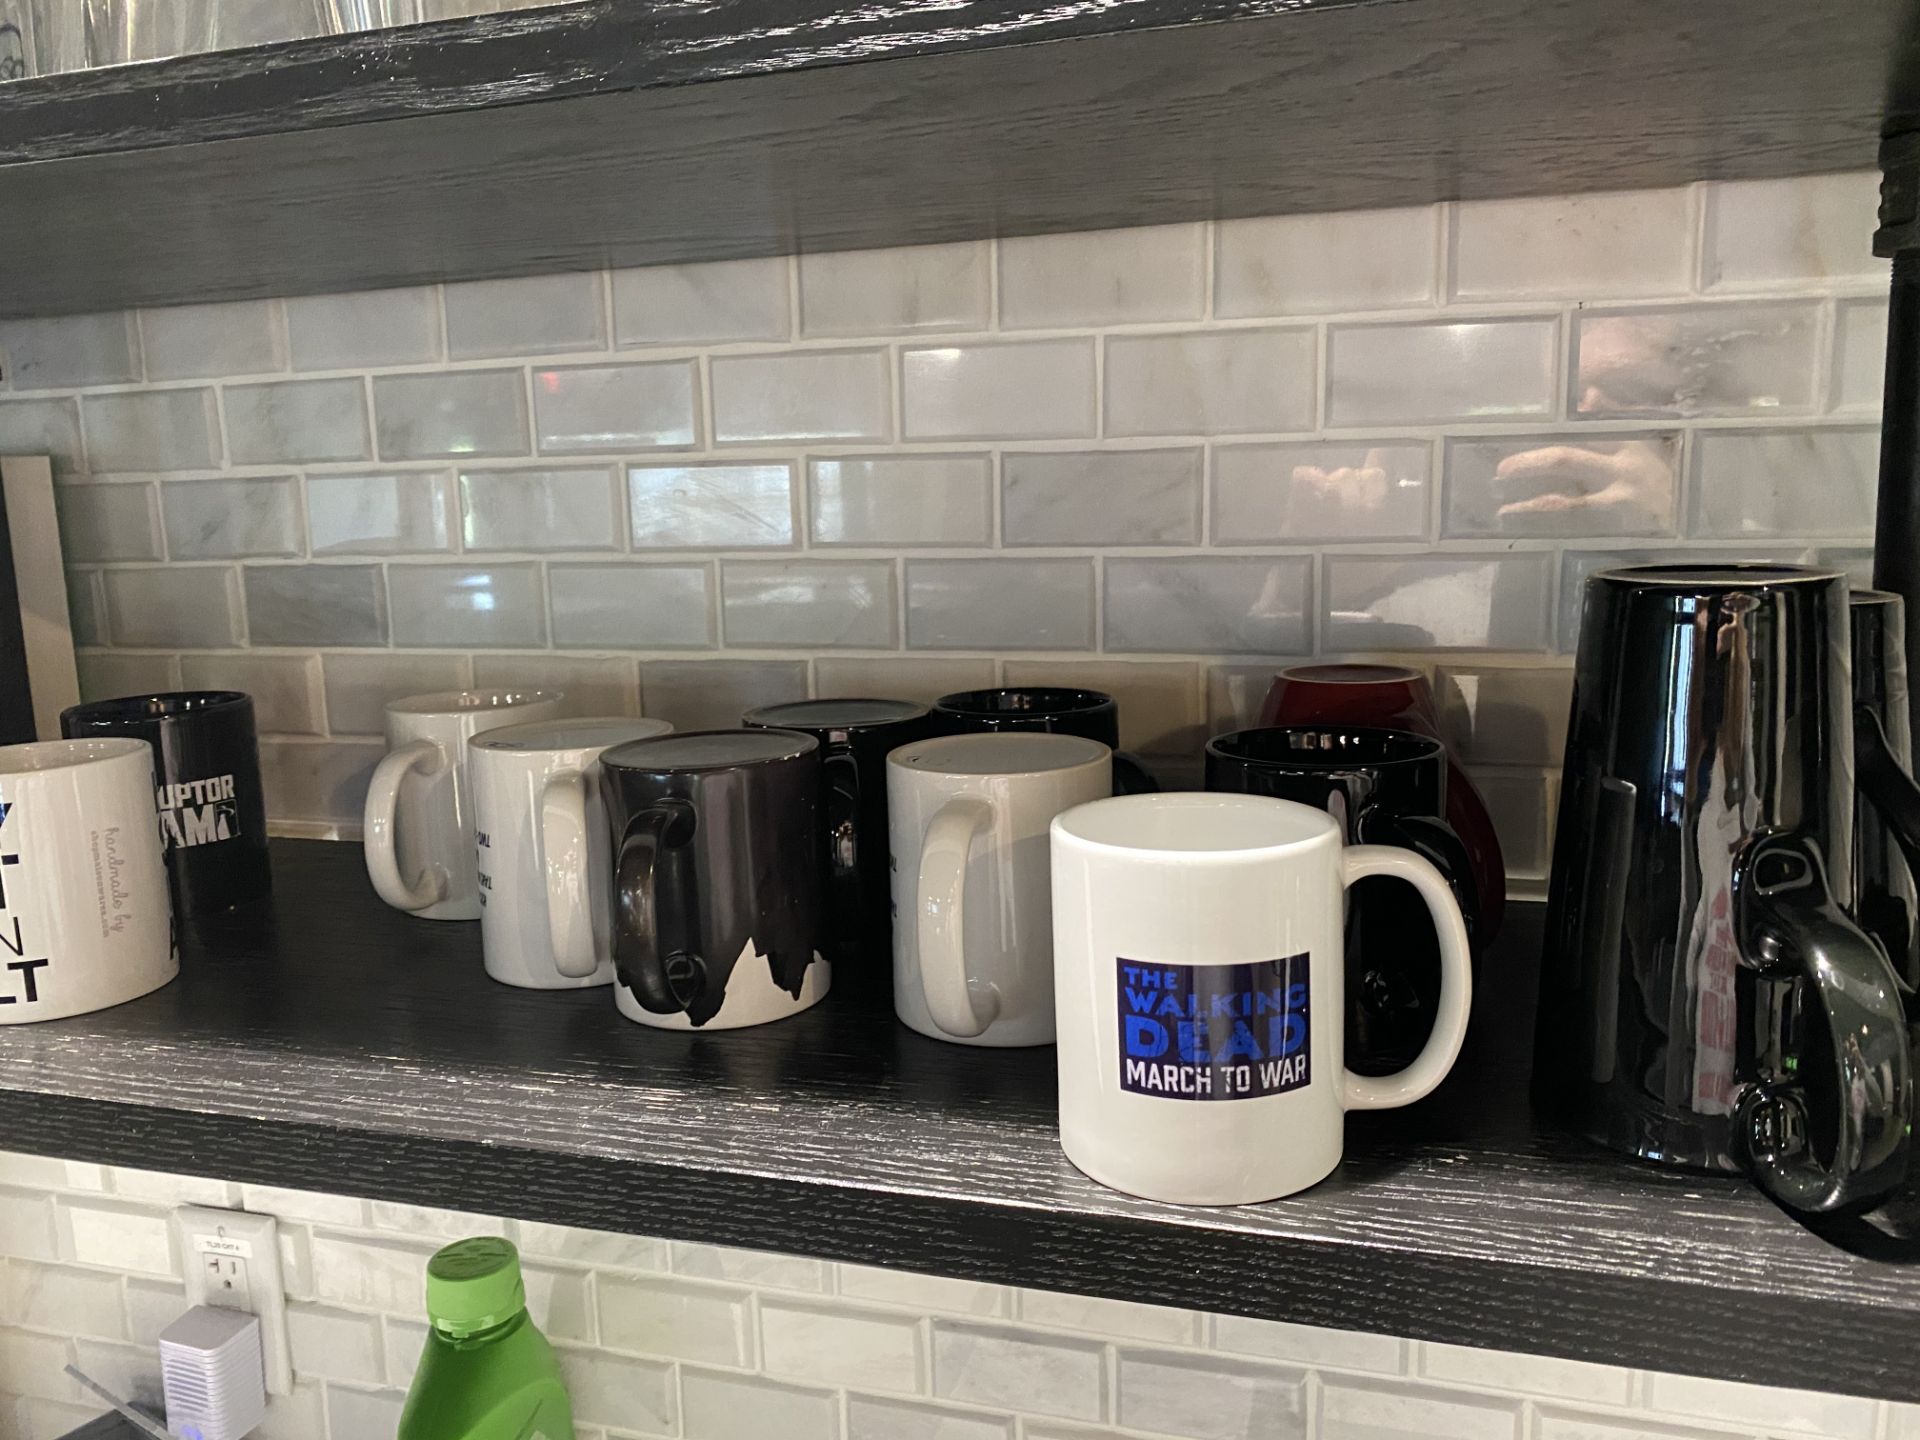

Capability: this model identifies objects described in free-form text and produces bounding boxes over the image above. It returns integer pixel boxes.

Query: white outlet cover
[173,1205,291,1397]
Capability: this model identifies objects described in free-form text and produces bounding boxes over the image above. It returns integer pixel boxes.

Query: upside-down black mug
[599,729,829,1031]
[932,688,1154,794]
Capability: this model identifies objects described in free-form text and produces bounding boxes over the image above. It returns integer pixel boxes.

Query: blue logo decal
[1117,954,1310,1101]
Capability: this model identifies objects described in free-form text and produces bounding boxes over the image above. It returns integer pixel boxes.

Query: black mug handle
[822,747,862,926]
[1380,812,1481,957]
[614,800,700,1016]
[1732,832,1912,1214]
[1111,751,1160,795]
[1856,703,1920,884]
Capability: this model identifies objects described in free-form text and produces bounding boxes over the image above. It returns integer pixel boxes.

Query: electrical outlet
[173,1206,291,1396]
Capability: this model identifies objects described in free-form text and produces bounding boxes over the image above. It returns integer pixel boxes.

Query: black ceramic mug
[932,688,1154,794]
[60,691,270,918]
[1851,589,1920,994]
[1204,725,1480,1075]
[741,698,932,978]
[599,729,829,1031]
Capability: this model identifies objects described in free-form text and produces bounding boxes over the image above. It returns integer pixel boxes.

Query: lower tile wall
[0,1151,1908,1440]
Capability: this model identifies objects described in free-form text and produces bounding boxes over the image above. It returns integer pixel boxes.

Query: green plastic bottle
[398,1237,574,1440]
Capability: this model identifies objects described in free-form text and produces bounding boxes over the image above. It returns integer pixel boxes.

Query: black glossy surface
[933,687,1156,795]
[0,0,1914,316]
[1852,591,1920,988]
[5,841,1920,1397]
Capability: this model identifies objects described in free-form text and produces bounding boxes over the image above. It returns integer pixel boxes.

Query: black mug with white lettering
[61,692,271,918]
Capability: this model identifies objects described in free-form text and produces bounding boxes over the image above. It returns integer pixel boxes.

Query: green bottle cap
[425,1237,526,1337]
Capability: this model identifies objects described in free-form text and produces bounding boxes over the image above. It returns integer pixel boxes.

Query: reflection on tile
[307,471,453,555]
[103,567,239,647]
[1000,225,1205,329]
[1106,330,1315,437]
[549,563,713,649]
[1702,172,1887,289]
[800,242,990,337]
[470,654,640,719]
[711,350,889,443]
[1116,1348,1306,1440]
[905,560,1095,651]
[286,287,441,371]
[813,657,995,706]
[1324,554,1553,651]
[809,455,992,546]
[1002,448,1200,546]
[323,653,472,736]
[1435,666,1573,766]
[1207,662,1314,734]
[1328,321,1556,426]
[901,341,1096,441]
[1212,441,1429,544]
[179,653,322,735]
[1444,433,1677,539]
[1570,302,1818,417]
[374,370,530,460]
[66,572,107,647]
[0,397,83,472]
[1690,427,1878,539]
[1105,557,1312,655]
[1450,188,1691,300]
[445,273,606,359]
[163,477,303,558]
[459,466,619,551]
[639,659,809,732]
[0,312,140,389]
[1002,660,1202,757]
[1215,207,1437,318]
[244,565,387,648]
[532,362,696,454]
[225,378,372,465]
[82,389,219,472]
[629,462,794,549]
[260,739,384,828]
[1832,298,1888,413]
[56,483,160,561]
[931,1322,1103,1421]
[1812,546,1875,589]
[612,257,791,347]
[78,651,181,702]
[387,564,545,648]
[1466,769,1552,880]
[140,300,284,381]
[721,561,895,649]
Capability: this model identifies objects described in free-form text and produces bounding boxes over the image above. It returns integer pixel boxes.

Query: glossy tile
[1324,554,1554,651]
[528,361,696,454]
[1690,426,1878,538]
[387,563,546,648]
[56,483,161,561]
[179,652,323,735]
[901,340,1097,441]
[306,471,453,555]
[225,378,372,465]
[1215,207,1437,318]
[0,312,140,389]
[931,1322,1103,1421]
[244,565,388,648]
[848,1396,1011,1440]
[549,562,714,649]
[459,466,620,551]
[1832,298,1888,413]
[1327,320,1556,426]
[1212,441,1430,544]
[445,272,606,359]
[286,286,441,371]
[1467,768,1553,879]
[162,476,303,559]
[1701,172,1886,289]
[0,397,83,473]
[1002,448,1200,546]
[813,656,996,706]
[1001,660,1202,757]
[260,739,385,828]
[139,299,285,380]
[612,257,791,347]
[1570,302,1819,417]
[470,654,641,718]
[721,560,896,649]
[905,559,1095,650]
[322,653,472,736]
[711,349,889,444]
[555,1348,676,1434]
[374,370,530,460]
[638,660,809,731]
[103,567,239,647]
[809,454,992,546]
[1444,433,1678,539]
[1104,557,1312,656]
[1000,224,1205,329]
[66,572,107,646]
[78,651,181,702]
[1106,330,1315,437]
[1319,1378,1521,1440]
[1210,1317,1405,1374]
[1116,1348,1305,1440]
[1435,665,1573,767]
[629,462,794,549]
[82,389,219,472]
[1641,1370,1877,1439]
[681,1369,838,1440]
[1450,187,1691,300]
[760,1299,922,1393]
[800,242,990,337]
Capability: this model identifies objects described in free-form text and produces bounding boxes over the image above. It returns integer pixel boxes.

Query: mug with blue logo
[1048,791,1473,1205]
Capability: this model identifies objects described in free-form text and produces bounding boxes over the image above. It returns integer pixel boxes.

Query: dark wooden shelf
[1,0,1916,318]
[0,840,1917,1400]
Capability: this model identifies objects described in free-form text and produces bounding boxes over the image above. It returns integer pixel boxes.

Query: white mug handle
[363,739,450,912]
[1338,843,1473,1111]
[917,797,999,1037]
[541,769,600,979]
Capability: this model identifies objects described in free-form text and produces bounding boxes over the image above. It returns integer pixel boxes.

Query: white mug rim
[384,688,561,717]
[0,736,152,774]
[1051,791,1338,864]
[887,731,1109,780]
[469,716,671,754]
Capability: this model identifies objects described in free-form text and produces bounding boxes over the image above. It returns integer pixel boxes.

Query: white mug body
[470,717,672,989]
[0,738,177,1023]
[889,733,1111,1047]
[364,690,564,921]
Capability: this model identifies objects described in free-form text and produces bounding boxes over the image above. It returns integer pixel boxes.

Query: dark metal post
[1875,131,1920,748]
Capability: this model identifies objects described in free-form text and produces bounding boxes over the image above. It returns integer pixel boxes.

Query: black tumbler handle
[1733,833,1912,1214]
[614,800,700,1016]
[1856,703,1920,885]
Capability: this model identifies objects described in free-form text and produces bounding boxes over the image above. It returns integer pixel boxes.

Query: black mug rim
[934,686,1116,717]
[602,726,819,773]
[741,697,929,730]
[1206,725,1445,771]
[1592,562,1844,591]
[63,690,253,724]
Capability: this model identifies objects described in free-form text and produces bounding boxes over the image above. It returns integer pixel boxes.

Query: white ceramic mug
[889,732,1111,1047]
[1050,792,1473,1205]
[0,738,177,1023]
[469,716,672,989]
[363,690,564,921]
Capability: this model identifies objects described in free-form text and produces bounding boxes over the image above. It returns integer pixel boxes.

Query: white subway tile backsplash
[638,659,808,731]
[1116,1349,1305,1440]
[683,1369,839,1440]
[800,241,991,337]
[444,272,607,359]
[324,1382,404,1440]
[67,573,108,646]
[1105,329,1315,437]
[1017,1291,1198,1346]
[125,1278,189,1349]
[629,461,795,549]
[1830,298,1888,413]
[712,349,891,444]
[837,1266,1011,1318]
[1324,554,1553,652]
[761,1299,923,1392]
[1320,1380,1521,1440]
[1216,207,1437,317]
[812,657,995,707]
[1000,225,1206,329]
[550,562,714,649]
[1211,441,1430,544]
[1534,1412,1745,1440]
[163,476,305,558]
[519,1224,664,1273]
[2,1259,126,1339]
[321,653,471,736]
[1001,660,1202,757]
[613,257,791,347]
[722,559,896,648]
[1702,172,1887,289]
[905,558,1095,650]
[1435,665,1572,767]
[1690,426,1878,538]
[810,454,994,546]
[0,396,83,472]
[374,370,531,460]
[848,1395,1012,1440]
[0,1329,77,1402]
[387,563,546,648]
[140,299,285,381]
[1003,448,1201,546]
[58,1197,175,1276]
[459,465,621,551]
[310,1232,434,1316]
[1418,1341,1631,1406]
[0,311,141,389]
[226,378,372,465]
[1570,302,1820,418]
[286,287,441,371]
[932,1322,1104,1421]
[532,361,698,454]
[1327,320,1557,427]
[1641,1372,1877,1439]
[260,739,383,826]
[78,651,181,701]
[598,1273,751,1365]
[83,388,220,471]
[1104,557,1311,656]
[670,1241,825,1292]
[245,564,389,648]
[367,1199,508,1243]
[306,471,454,556]
[902,340,1097,441]
[556,1347,677,1433]
[471,654,639,718]
[180,652,324,735]
[1443,433,1679,539]
[1210,1317,1404,1374]
[103,566,239,647]
[56,482,161,561]
[285,1303,384,1385]
[1450,188,1692,301]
